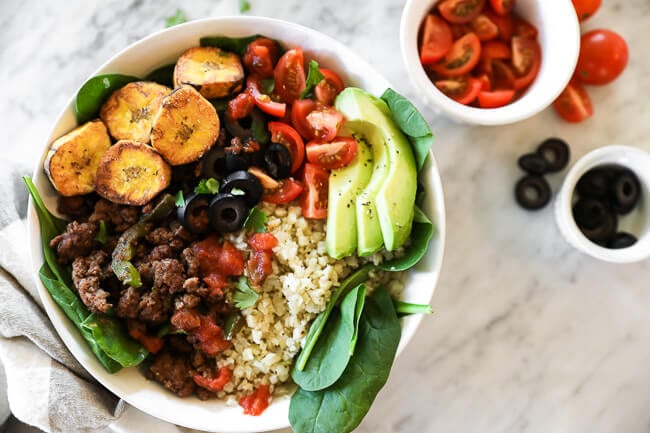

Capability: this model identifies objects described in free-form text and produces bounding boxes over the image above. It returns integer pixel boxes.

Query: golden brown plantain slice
[150,85,220,165]
[95,140,171,206]
[173,46,245,98]
[44,119,112,196]
[100,81,171,143]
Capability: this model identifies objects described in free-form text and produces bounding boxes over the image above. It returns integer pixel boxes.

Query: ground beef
[136,261,153,284]
[148,244,174,261]
[146,351,195,397]
[116,286,141,319]
[50,221,97,264]
[152,259,186,294]
[182,248,200,277]
[138,289,169,324]
[71,250,112,313]
[89,199,140,232]
[174,293,201,310]
[166,335,193,354]
[171,308,201,331]
[56,195,96,221]
[182,277,209,298]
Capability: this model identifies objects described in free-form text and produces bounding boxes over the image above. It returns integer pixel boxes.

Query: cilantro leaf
[165,9,187,28]
[300,60,325,99]
[194,178,220,195]
[243,207,268,233]
[233,276,259,309]
[173,190,185,207]
[93,220,109,244]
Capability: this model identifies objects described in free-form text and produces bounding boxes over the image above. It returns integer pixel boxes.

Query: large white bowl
[400,0,581,125]
[27,16,446,433]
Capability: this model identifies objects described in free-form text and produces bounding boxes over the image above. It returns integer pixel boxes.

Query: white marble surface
[3,0,650,432]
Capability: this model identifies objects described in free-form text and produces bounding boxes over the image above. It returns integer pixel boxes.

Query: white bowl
[26,16,446,433]
[400,0,581,125]
[554,145,650,263]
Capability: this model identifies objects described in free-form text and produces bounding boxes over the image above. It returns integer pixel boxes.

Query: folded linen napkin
[0,159,121,433]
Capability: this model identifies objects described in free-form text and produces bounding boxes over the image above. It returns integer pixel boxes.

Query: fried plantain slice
[174,46,245,98]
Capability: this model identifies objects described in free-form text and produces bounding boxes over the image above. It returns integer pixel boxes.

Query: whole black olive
[576,167,615,199]
[264,143,292,179]
[536,138,570,172]
[201,146,227,180]
[177,193,212,234]
[208,193,250,233]
[220,170,263,207]
[518,153,549,175]
[607,232,637,249]
[515,175,551,210]
[610,169,640,215]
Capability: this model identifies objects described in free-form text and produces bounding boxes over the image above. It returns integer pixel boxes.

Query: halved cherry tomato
[243,38,280,78]
[450,23,473,40]
[430,32,482,77]
[477,73,492,91]
[291,99,318,139]
[571,0,601,21]
[477,89,515,107]
[226,92,255,120]
[274,48,306,103]
[471,14,498,41]
[300,163,329,219]
[314,68,345,105]
[488,0,514,15]
[262,178,304,204]
[489,59,516,89]
[306,107,344,141]
[268,121,305,174]
[485,10,514,41]
[420,14,453,64]
[435,76,483,105]
[438,0,486,24]
[513,17,538,39]
[246,76,286,117]
[575,29,628,85]
[306,136,358,170]
[511,36,541,90]
[553,81,593,123]
[480,40,512,62]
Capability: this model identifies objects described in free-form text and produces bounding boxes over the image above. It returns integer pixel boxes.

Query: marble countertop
[3,0,650,432]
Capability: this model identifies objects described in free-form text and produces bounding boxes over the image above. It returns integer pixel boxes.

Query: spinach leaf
[165,9,187,28]
[144,63,175,88]
[243,207,268,233]
[393,300,433,316]
[81,313,148,367]
[200,34,262,57]
[232,276,259,309]
[239,0,251,13]
[194,178,220,195]
[75,74,140,124]
[291,284,365,391]
[289,287,401,433]
[378,205,434,272]
[300,60,324,99]
[349,284,366,355]
[380,88,434,172]
[294,263,374,371]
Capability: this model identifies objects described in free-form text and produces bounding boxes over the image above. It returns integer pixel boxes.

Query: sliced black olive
[264,143,292,179]
[224,108,268,143]
[573,199,618,242]
[177,193,211,234]
[536,138,569,172]
[201,146,227,179]
[220,170,263,207]
[610,169,641,214]
[518,153,549,175]
[607,232,637,249]
[576,167,615,199]
[225,149,252,172]
[208,193,250,233]
[515,175,551,210]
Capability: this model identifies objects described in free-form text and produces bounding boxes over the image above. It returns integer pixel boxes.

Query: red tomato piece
[262,178,304,204]
[128,325,164,354]
[485,10,514,41]
[420,14,453,64]
[216,241,245,277]
[513,17,538,39]
[193,316,232,356]
[248,232,279,251]
[575,29,628,85]
[192,234,222,275]
[553,81,593,123]
[571,0,601,21]
[488,0,515,15]
[246,76,286,117]
[450,23,473,40]
[226,92,255,120]
[202,273,229,297]
[489,59,516,89]
[477,89,515,107]
[430,32,482,77]
[243,38,280,78]
[314,68,345,106]
[291,99,319,139]
[471,14,498,41]
[247,250,273,286]
[435,76,483,105]
[193,367,233,392]
[300,163,329,219]
[438,0,486,24]
[306,107,344,141]
[268,121,305,173]
[511,36,541,90]
[239,384,271,416]
[274,47,306,103]
[481,40,512,61]
[306,136,358,170]
[477,73,492,91]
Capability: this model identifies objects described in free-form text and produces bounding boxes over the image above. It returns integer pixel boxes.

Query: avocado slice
[335,88,417,252]
[326,126,374,259]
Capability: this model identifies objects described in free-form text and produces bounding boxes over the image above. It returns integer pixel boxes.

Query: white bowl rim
[26,15,447,433]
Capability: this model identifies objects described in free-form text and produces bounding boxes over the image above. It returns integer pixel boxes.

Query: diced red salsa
[239,384,271,416]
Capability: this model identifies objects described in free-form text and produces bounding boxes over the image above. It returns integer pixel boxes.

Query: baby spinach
[81,313,149,367]
[144,63,175,88]
[292,284,366,391]
[378,205,434,272]
[393,300,433,316]
[300,60,325,99]
[200,34,263,57]
[75,74,140,124]
[349,284,366,355]
[289,287,401,433]
[165,9,187,28]
[380,88,434,172]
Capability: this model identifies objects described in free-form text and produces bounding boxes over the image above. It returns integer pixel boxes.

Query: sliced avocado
[326,126,374,259]
[335,88,417,252]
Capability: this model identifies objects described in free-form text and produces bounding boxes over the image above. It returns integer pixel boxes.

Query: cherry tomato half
[246,76,286,118]
[262,178,304,204]
[300,163,329,219]
[513,17,538,39]
[420,14,453,64]
[471,14,498,41]
[571,0,602,21]
[485,10,514,41]
[291,99,343,142]
[226,92,255,120]
[481,40,512,62]
[489,0,514,15]
[511,36,541,90]
[575,29,628,85]
[243,38,280,78]
[489,59,516,89]
[477,89,515,108]
[553,81,593,123]
[274,48,306,104]
[314,68,345,106]
[438,0,486,24]
[435,76,483,105]
[430,32,482,77]
[268,121,305,174]
[306,137,358,170]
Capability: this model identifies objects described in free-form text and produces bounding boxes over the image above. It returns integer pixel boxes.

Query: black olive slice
[225,149,252,173]
[208,193,250,233]
[536,138,570,172]
[575,167,615,199]
[572,198,609,230]
[201,146,227,180]
[610,169,641,214]
[607,232,638,249]
[220,170,263,207]
[177,193,212,234]
[224,108,267,141]
[264,143,292,179]
[518,153,549,175]
[515,175,551,210]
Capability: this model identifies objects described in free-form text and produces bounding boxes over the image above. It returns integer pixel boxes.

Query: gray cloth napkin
[0,159,120,433]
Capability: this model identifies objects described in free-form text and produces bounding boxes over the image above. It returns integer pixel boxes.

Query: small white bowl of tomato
[400,0,581,125]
